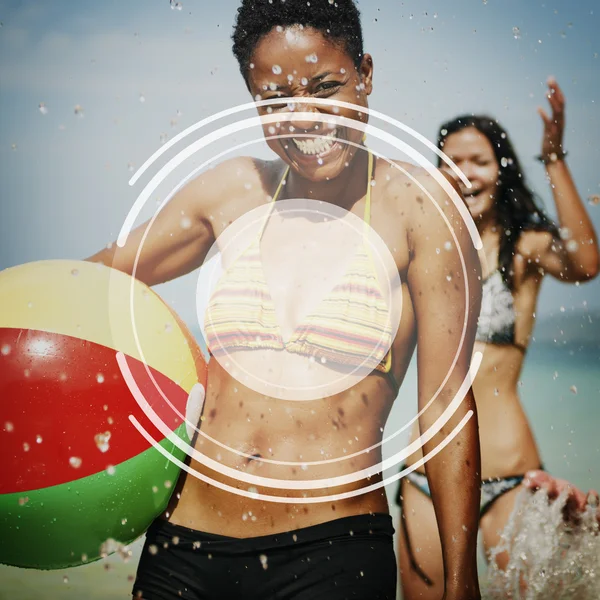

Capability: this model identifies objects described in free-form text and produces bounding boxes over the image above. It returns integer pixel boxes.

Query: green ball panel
[0,426,187,570]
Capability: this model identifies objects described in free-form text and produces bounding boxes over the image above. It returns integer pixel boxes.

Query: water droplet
[305,53,318,64]
[11,143,17,150]
[272,64,282,75]
[570,385,577,394]
[1,344,11,356]
[106,465,116,476]
[446,274,452,282]
[127,162,134,172]
[148,544,158,555]
[71,268,79,276]
[4,422,14,432]
[501,157,508,167]
[74,105,84,118]
[512,26,521,39]
[260,554,268,570]
[268,126,276,135]
[94,431,111,453]
[69,456,82,468]
[38,102,48,115]
[164,480,172,489]
[588,194,600,206]
[63,576,69,584]
[23,442,30,452]
[121,518,127,525]
[566,240,579,253]
[170,0,183,10]
[19,496,29,506]
[317,158,324,165]
[164,322,173,333]
[300,77,309,86]
[292,534,298,542]
[139,94,146,103]
[36,435,42,444]
[180,216,192,230]
[96,373,105,384]
[559,227,572,240]
[494,388,499,396]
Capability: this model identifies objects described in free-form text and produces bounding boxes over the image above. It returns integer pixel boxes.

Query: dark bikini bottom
[395,464,543,586]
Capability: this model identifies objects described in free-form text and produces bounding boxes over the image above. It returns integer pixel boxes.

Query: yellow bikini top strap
[272,164,290,203]
[258,164,290,239]
[363,150,374,234]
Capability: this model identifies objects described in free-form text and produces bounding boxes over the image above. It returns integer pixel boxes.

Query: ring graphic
[106,97,484,502]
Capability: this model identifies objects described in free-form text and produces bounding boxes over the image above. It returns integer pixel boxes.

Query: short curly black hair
[232,0,364,86]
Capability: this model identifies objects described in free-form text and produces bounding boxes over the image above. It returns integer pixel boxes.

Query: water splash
[483,488,600,599]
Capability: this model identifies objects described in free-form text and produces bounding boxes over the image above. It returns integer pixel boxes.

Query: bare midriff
[406,342,541,480]
[167,354,403,538]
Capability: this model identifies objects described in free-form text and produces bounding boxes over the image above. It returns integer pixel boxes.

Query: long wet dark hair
[437,115,559,290]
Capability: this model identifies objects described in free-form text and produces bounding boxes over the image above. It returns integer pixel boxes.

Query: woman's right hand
[524,470,600,524]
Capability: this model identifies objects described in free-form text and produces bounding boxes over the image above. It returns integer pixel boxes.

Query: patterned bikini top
[475,269,525,351]
[204,152,394,374]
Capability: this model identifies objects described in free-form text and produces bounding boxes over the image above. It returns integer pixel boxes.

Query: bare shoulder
[517,229,555,258]
[186,156,265,202]
[181,156,278,219]
[380,159,467,230]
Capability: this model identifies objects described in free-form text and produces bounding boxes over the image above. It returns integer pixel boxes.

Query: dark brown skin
[89,26,482,600]
[398,79,599,600]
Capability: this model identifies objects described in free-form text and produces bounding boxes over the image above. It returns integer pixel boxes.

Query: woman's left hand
[537,77,566,159]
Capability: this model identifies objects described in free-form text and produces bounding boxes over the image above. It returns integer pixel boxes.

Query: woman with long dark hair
[87,2,483,599]
[397,79,599,600]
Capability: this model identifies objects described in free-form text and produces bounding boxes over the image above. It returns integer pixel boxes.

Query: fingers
[547,76,566,105]
[537,106,551,126]
[587,489,600,507]
[523,472,590,514]
[545,76,565,120]
[524,469,552,490]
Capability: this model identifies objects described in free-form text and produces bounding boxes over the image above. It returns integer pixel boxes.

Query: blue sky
[1,0,599,327]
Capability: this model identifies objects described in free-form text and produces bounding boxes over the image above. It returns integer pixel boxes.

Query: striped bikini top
[204,152,394,375]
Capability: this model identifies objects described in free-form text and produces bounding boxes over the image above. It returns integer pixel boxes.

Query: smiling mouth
[462,188,484,202]
[291,128,340,157]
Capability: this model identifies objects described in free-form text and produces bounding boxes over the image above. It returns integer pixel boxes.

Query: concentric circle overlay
[112,98,484,502]
[199,198,402,401]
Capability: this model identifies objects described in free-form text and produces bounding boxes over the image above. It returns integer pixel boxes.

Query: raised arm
[534,78,599,282]
[406,171,482,600]
[85,158,242,287]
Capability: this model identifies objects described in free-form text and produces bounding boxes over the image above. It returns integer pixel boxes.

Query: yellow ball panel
[0,260,199,394]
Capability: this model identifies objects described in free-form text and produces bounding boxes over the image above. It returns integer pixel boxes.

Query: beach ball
[0,260,207,569]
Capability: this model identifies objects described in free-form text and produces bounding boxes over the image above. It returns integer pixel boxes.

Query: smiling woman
[84,2,483,600]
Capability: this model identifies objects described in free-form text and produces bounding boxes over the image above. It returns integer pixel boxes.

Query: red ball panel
[0,327,189,494]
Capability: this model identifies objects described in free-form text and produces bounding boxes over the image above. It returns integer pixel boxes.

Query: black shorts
[132,513,396,600]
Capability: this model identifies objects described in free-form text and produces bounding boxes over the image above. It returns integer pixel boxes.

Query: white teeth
[292,129,338,155]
